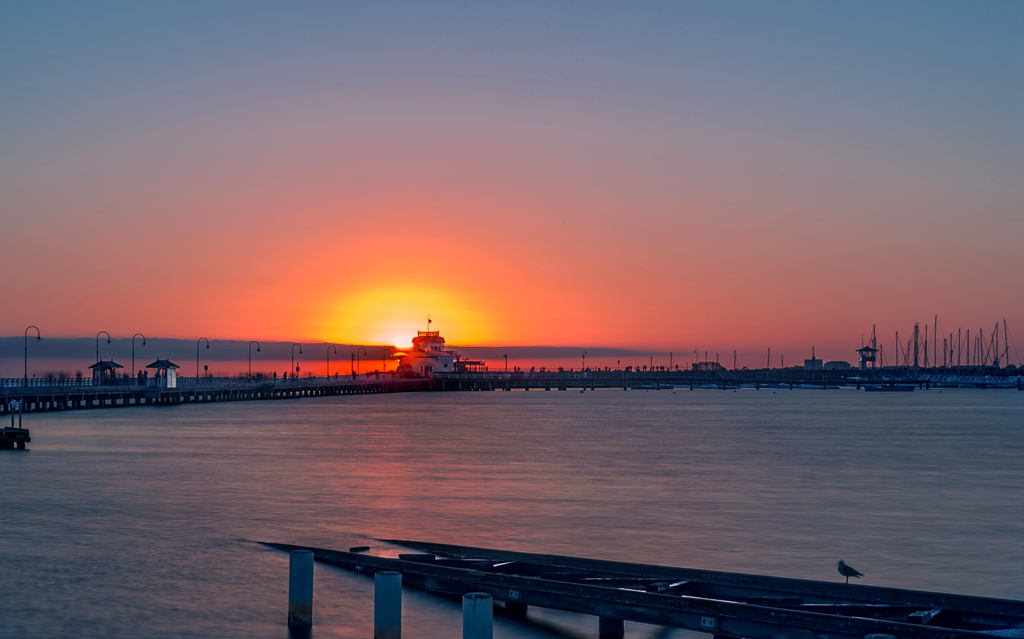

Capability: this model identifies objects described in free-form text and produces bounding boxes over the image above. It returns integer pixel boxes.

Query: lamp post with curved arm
[24,326,40,387]
[132,333,146,379]
[327,345,337,378]
[249,341,261,379]
[197,337,209,381]
[96,331,111,363]
[383,348,392,374]
[356,347,367,377]
[291,343,302,381]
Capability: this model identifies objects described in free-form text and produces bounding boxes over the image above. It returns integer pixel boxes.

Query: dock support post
[463,592,492,639]
[374,571,402,639]
[288,550,314,628]
[599,616,624,639]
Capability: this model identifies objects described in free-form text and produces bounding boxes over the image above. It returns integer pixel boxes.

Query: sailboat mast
[1004,319,1010,368]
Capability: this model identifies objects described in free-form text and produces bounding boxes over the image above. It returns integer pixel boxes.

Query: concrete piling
[288,550,314,627]
[374,571,402,639]
[463,592,492,639]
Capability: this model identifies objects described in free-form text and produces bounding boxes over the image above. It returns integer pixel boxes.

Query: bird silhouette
[837,560,863,584]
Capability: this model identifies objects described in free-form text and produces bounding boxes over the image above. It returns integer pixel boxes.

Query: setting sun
[320,286,492,346]
[392,335,413,349]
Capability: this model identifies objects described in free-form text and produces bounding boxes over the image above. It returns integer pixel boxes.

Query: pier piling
[463,592,492,639]
[599,616,625,639]
[288,550,314,628]
[374,571,402,639]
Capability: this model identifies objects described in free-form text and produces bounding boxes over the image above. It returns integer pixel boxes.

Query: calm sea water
[1,388,1022,638]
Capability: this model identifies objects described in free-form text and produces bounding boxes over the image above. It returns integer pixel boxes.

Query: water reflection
[1,389,1021,638]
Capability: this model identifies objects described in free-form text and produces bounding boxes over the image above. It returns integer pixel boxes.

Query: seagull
[837,560,863,584]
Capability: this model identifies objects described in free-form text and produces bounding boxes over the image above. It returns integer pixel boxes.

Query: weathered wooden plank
[382,539,1024,621]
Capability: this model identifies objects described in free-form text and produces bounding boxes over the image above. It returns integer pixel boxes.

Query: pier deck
[0,376,435,414]
[262,540,1024,639]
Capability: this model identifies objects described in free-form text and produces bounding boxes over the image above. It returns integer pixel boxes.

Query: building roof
[145,359,179,369]
[89,360,124,370]
[393,350,458,359]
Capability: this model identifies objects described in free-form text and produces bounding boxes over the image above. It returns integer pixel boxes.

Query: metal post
[197,337,210,381]
[327,345,337,378]
[132,333,146,379]
[292,343,303,381]
[247,339,260,378]
[463,592,492,639]
[374,571,402,639]
[288,550,314,627]
[96,330,110,364]
[24,326,40,387]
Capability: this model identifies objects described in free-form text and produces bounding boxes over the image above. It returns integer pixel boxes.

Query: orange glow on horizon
[320,286,492,347]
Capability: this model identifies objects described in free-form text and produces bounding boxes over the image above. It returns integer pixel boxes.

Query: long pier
[3,368,1020,415]
[435,370,1023,392]
[0,376,435,414]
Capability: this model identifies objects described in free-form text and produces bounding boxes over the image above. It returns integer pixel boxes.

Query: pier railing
[1,377,98,388]
[1,372,404,390]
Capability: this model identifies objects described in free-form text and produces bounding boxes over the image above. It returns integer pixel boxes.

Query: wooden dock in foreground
[262,539,1024,639]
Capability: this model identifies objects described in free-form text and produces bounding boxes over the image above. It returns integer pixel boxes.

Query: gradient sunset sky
[2,2,1021,364]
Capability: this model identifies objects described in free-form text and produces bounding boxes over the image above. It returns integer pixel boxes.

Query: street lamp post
[132,333,146,379]
[24,326,40,387]
[582,350,587,371]
[356,347,367,377]
[350,352,355,377]
[96,331,111,363]
[327,345,337,377]
[248,341,261,379]
[504,353,508,372]
[196,337,210,381]
[291,344,303,381]
[383,348,393,374]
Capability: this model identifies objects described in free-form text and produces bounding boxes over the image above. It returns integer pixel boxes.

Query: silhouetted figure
[837,560,863,584]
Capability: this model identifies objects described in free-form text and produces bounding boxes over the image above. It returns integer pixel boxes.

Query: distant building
[824,360,852,371]
[804,358,823,371]
[691,361,725,371]
[89,360,123,385]
[395,331,485,377]
[146,359,179,388]
[857,346,878,370]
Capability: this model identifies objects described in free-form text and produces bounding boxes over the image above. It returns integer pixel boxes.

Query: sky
[1,1,1021,367]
